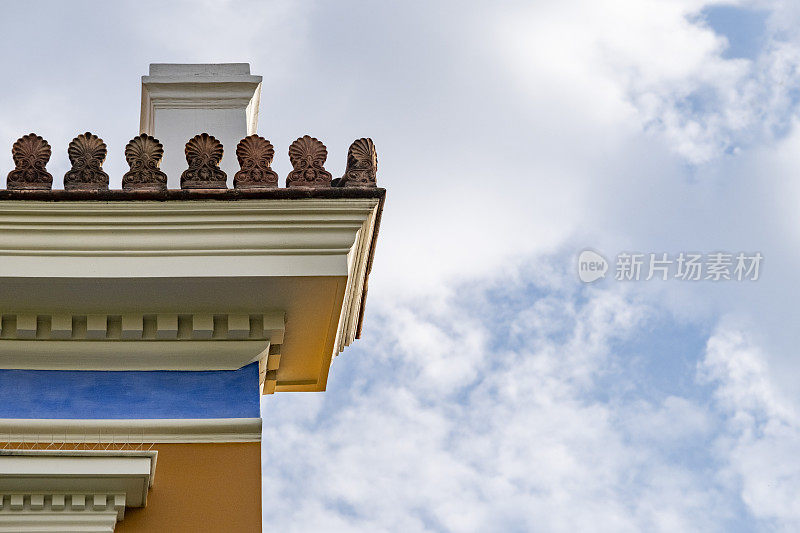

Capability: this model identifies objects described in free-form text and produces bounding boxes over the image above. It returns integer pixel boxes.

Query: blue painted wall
[0,363,260,419]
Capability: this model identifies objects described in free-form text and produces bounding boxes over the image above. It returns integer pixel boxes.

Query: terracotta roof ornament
[180,133,227,189]
[64,132,109,190]
[286,135,332,188]
[233,135,278,189]
[122,134,168,191]
[7,134,53,190]
[337,138,378,187]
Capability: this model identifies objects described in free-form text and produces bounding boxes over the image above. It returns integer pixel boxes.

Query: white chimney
[140,63,263,188]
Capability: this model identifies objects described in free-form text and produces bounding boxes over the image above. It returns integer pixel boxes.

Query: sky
[0,0,798,531]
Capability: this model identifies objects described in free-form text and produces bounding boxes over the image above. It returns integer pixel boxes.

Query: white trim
[0,500,122,532]
[0,418,262,443]
[0,450,157,532]
[0,339,269,371]
[1,313,283,341]
[0,312,282,371]
[334,202,379,357]
[0,199,378,278]
[0,449,158,531]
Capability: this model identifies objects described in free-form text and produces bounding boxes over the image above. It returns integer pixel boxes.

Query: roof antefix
[2,132,382,199]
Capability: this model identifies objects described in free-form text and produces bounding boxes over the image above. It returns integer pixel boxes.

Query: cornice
[0,198,378,278]
[0,492,126,531]
[0,312,281,371]
[0,195,384,391]
[0,449,157,531]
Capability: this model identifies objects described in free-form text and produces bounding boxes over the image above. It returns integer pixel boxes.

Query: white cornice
[0,418,261,443]
[0,449,157,530]
[0,198,378,278]
[0,312,282,371]
[0,493,125,532]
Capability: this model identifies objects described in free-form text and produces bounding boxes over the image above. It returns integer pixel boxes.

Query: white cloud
[263,271,750,532]
[700,325,800,528]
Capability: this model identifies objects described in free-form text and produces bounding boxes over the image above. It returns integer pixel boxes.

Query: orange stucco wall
[116,442,261,533]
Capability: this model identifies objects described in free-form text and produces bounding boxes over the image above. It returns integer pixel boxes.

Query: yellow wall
[115,442,261,533]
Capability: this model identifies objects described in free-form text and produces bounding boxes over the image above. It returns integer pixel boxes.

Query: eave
[0,188,385,393]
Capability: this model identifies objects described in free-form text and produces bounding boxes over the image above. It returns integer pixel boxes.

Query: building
[0,64,384,532]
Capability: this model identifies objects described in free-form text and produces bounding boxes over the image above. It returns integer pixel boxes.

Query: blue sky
[0,1,798,531]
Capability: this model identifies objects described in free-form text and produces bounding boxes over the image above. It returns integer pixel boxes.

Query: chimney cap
[143,63,262,84]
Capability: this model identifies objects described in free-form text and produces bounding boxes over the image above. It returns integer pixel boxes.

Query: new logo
[578,249,608,283]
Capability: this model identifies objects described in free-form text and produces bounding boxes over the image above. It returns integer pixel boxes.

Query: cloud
[700,326,800,529]
[262,267,769,532]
